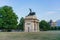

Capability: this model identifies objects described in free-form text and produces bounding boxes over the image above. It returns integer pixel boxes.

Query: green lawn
[0,31,60,40]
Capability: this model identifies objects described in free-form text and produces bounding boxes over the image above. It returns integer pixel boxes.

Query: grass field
[0,31,60,40]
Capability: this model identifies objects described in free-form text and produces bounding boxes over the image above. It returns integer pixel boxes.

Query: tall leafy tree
[17,17,24,31]
[39,20,50,31]
[0,6,18,31]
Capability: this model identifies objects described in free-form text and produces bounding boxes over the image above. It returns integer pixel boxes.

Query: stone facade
[49,20,56,27]
[51,22,56,27]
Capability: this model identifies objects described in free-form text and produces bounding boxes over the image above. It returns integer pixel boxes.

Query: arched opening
[28,27,30,32]
[34,25,36,32]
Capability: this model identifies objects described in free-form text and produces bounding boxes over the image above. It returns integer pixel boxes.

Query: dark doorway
[28,27,30,32]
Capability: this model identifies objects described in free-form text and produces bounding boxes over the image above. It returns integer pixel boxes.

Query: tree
[58,27,60,30]
[39,20,50,31]
[0,6,18,31]
[17,17,24,31]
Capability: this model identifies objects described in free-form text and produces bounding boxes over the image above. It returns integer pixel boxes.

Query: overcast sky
[0,0,60,21]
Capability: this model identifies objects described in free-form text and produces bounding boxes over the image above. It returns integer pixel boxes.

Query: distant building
[49,20,56,27]
[24,9,39,32]
[56,20,60,26]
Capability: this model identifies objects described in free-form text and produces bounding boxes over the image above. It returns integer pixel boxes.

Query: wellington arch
[24,9,39,32]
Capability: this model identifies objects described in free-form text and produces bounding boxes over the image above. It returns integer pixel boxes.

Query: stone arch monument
[24,9,39,32]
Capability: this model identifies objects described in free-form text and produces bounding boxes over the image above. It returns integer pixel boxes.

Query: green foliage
[50,26,60,30]
[17,17,24,31]
[57,27,60,30]
[0,6,18,31]
[39,20,50,31]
